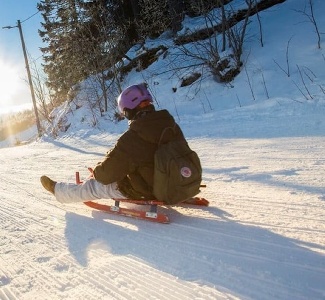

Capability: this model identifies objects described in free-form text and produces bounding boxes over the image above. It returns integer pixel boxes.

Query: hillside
[1,0,325,145]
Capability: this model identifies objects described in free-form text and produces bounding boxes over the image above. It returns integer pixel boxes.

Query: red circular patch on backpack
[181,167,192,178]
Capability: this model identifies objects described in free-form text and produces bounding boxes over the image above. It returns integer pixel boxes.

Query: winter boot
[40,176,56,195]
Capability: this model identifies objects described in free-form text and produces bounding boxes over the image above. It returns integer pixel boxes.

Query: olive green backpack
[153,126,202,205]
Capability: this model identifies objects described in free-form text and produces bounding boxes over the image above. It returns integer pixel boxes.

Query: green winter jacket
[93,109,185,199]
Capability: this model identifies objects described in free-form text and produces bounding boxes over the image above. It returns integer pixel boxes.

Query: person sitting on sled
[40,83,187,204]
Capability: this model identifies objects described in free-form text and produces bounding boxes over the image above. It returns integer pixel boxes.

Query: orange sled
[76,171,209,224]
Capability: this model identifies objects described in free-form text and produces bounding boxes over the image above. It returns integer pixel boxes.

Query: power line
[30,55,43,63]
[21,10,40,24]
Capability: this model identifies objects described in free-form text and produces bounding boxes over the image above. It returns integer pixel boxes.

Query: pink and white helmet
[117,84,153,113]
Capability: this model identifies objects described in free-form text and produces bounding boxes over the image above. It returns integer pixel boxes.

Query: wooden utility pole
[17,20,42,136]
[2,20,42,136]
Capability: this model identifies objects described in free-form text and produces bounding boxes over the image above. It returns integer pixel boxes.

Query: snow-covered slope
[0,101,324,299]
[0,0,324,299]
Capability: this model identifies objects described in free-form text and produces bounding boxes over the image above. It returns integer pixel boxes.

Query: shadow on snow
[64,205,325,300]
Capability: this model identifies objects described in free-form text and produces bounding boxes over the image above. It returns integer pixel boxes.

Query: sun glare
[0,59,22,109]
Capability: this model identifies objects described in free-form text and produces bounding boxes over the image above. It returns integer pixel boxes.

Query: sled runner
[76,172,209,224]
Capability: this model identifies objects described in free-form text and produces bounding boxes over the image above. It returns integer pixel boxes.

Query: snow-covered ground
[0,0,325,299]
[0,99,324,299]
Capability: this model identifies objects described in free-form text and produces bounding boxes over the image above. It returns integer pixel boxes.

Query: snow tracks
[0,136,324,299]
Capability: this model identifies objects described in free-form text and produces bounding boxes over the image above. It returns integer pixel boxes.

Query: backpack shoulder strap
[157,123,177,146]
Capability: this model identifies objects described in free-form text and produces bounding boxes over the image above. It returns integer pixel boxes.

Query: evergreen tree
[38,0,224,105]
[38,0,86,103]
[38,0,137,104]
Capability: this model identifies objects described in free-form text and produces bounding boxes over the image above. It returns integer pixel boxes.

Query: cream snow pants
[54,178,126,204]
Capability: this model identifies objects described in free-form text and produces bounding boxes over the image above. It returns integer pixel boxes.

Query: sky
[0,0,43,115]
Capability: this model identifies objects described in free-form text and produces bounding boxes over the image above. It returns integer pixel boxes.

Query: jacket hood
[129,110,176,144]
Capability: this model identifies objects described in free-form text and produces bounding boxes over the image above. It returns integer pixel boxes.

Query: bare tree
[227,0,253,69]
[254,0,264,47]
[296,0,322,49]
[273,36,294,77]
[170,0,255,83]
